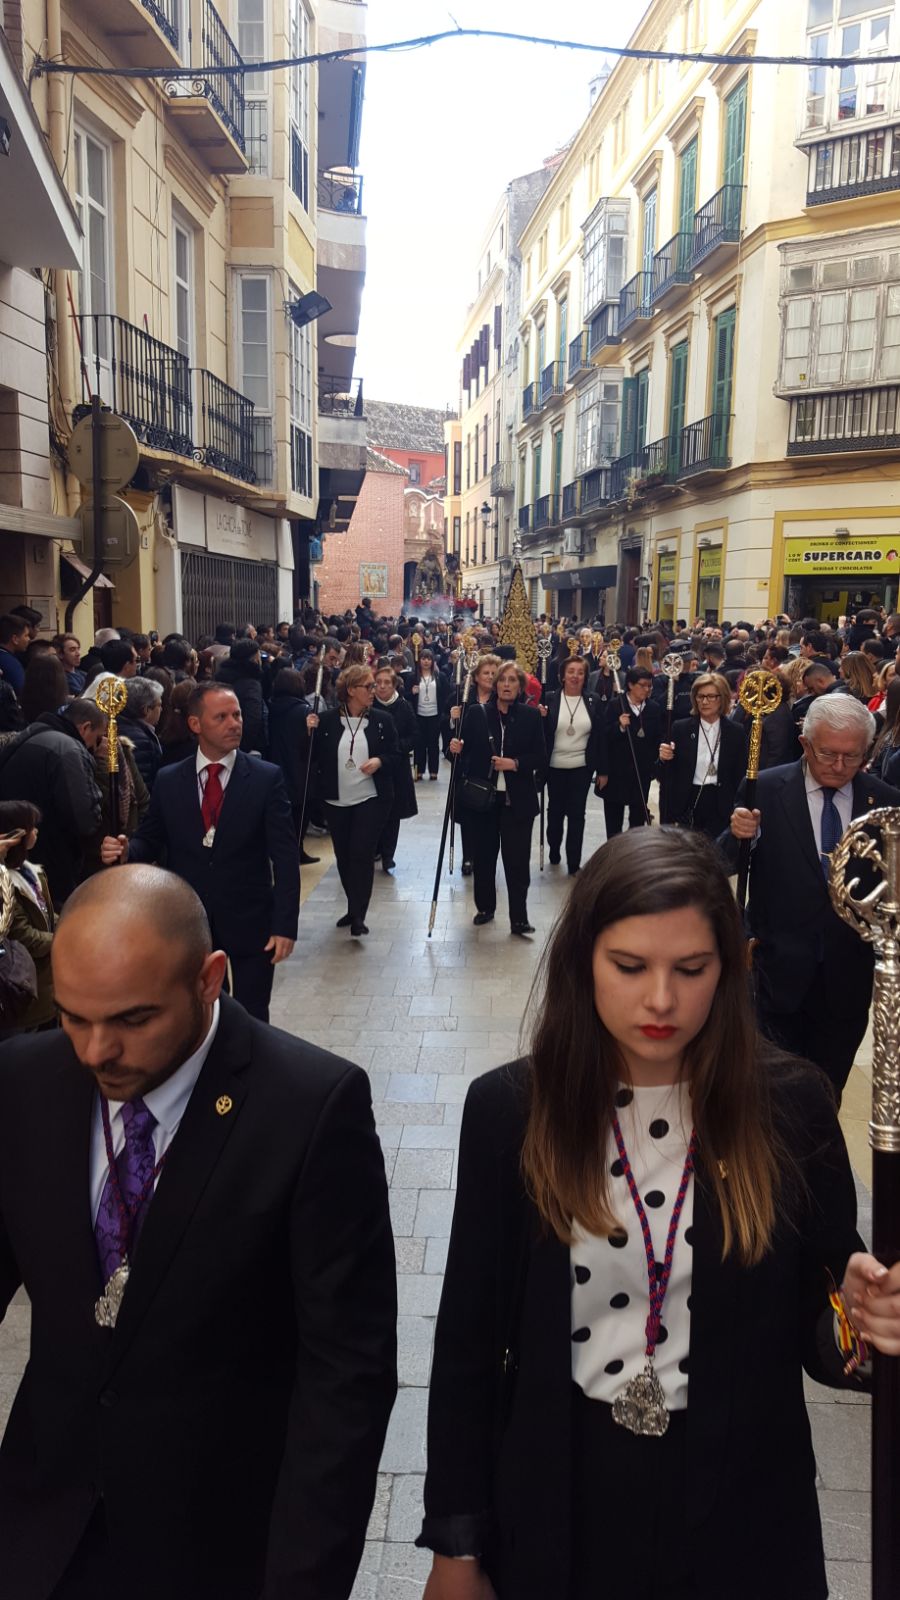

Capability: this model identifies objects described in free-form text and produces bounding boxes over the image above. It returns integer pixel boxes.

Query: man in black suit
[601,667,662,836]
[720,693,900,1097]
[101,682,299,1023]
[0,865,397,1600]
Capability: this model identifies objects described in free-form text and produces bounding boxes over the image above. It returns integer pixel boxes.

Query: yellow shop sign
[783,536,900,576]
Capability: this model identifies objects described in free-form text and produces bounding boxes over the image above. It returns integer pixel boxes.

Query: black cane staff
[448,646,464,875]
[298,646,325,838]
[95,675,127,836]
[428,657,476,937]
[659,652,684,825]
[829,812,900,1600]
[734,670,782,912]
[537,636,553,871]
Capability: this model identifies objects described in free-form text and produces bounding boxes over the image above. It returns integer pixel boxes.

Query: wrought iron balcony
[610,436,672,501]
[81,0,181,68]
[534,494,560,531]
[690,185,743,269]
[588,303,620,358]
[78,315,192,457]
[618,271,654,334]
[245,101,269,176]
[251,415,274,488]
[192,369,257,483]
[491,459,515,495]
[318,374,364,417]
[568,333,591,382]
[164,0,247,171]
[651,232,694,304]
[787,387,900,454]
[540,361,565,406]
[677,412,731,477]
[562,480,581,519]
[522,382,536,420]
[805,125,900,206]
[317,168,365,214]
[518,504,532,532]
[580,467,611,510]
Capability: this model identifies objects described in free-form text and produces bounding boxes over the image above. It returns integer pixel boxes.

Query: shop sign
[657,551,677,585]
[698,546,723,579]
[172,485,277,563]
[783,536,900,576]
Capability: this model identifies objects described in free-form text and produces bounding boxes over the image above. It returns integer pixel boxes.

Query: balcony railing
[568,332,591,382]
[144,0,180,47]
[580,467,610,510]
[534,494,560,530]
[518,504,532,532]
[806,125,900,205]
[618,271,653,334]
[540,361,565,405]
[245,100,269,176]
[200,0,245,150]
[610,436,672,500]
[787,387,900,454]
[192,369,256,482]
[78,315,192,457]
[690,185,743,268]
[491,459,515,494]
[317,168,365,214]
[588,302,620,357]
[251,415,274,488]
[522,382,536,420]
[677,412,731,477]
[318,374,364,418]
[562,480,580,519]
[651,232,694,303]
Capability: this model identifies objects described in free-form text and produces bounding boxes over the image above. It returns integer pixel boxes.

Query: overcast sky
[354,2,643,411]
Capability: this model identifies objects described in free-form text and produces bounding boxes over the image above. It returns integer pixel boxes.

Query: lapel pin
[215,1095,233,1116]
[868,796,875,806]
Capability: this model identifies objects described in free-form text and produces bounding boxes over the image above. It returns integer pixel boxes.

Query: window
[723,78,748,189]
[408,461,422,484]
[522,336,530,388]
[641,189,658,277]
[238,0,269,174]
[582,198,629,320]
[289,0,310,209]
[779,245,900,387]
[473,425,480,481]
[533,442,542,500]
[805,0,893,132]
[536,322,546,378]
[576,377,622,472]
[711,309,736,462]
[667,340,688,471]
[518,452,527,506]
[465,435,471,488]
[453,515,461,553]
[482,414,489,477]
[73,127,113,365]
[559,193,571,244]
[289,280,313,497]
[494,400,501,464]
[237,273,273,482]
[644,58,662,120]
[172,216,194,362]
[538,230,548,275]
[677,138,699,236]
[464,512,470,564]
[453,440,462,494]
[557,297,568,367]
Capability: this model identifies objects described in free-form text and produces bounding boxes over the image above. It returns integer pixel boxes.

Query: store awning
[0,32,81,268]
[61,552,115,588]
[542,565,617,592]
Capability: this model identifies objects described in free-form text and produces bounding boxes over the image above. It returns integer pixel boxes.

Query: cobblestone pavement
[0,770,873,1598]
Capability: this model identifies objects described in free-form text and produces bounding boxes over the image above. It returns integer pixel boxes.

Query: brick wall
[1,0,26,73]
[316,464,407,618]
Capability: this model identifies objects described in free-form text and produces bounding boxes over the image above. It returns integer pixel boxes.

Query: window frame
[73,123,115,369]
[778,241,900,390]
[802,0,896,135]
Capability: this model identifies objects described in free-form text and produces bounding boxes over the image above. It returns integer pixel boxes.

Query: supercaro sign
[783,536,900,576]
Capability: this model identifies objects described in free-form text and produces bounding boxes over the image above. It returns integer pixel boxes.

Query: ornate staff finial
[94,675,128,779]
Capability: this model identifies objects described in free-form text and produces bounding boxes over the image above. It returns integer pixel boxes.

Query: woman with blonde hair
[418,827,891,1600]
[658,671,746,834]
[837,649,876,703]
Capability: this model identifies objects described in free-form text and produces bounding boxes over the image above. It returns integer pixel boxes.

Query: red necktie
[201,763,225,833]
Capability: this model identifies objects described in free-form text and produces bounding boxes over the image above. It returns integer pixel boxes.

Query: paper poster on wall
[360,563,388,599]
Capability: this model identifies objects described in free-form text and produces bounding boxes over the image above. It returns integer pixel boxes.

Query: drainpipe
[46,0,77,480]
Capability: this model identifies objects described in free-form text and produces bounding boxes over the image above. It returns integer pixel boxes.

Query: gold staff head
[567,637,580,657]
[94,675,128,775]
[738,669,783,783]
[591,631,603,656]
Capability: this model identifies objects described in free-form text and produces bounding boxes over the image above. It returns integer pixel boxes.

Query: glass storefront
[695,546,722,624]
[781,534,900,623]
[656,550,677,621]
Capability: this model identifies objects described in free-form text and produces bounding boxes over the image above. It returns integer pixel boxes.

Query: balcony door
[641,189,657,279]
[711,308,736,460]
[635,368,650,451]
[723,80,747,200]
[73,127,114,393]
[668,340,688,474]
[677,138,698,257]
[552,429,563,511]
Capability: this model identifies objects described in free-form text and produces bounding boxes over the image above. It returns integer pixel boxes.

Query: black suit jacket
[542,691,608,779]
[0,997,397,1600]
[660,714,747,823]
[127,752,300,956]
[604,695,663,798]
[419,1061,864,1600]
[717,761,900,1015]
[313,706,399,807]
[458,701,547,821]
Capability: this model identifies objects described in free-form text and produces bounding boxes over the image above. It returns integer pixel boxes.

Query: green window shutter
[712,309,736,460]
[620,375,638,457]
[678,139,698,241]
[668,340,688,472]
[723,79,747,191]
[642,190,657,278]
[553,430,564,497]
[557,299,568,366]
[635,370,650,451]
[533,443,542,499]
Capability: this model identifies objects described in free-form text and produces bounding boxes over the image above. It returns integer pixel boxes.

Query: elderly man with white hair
[721,693,900,1100]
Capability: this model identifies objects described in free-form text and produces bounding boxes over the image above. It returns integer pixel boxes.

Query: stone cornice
[62,31,145,127]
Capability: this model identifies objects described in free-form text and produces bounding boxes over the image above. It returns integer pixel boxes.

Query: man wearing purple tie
[0,865,397,1600]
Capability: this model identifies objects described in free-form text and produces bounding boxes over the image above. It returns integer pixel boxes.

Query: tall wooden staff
[428,654,476,937]
[95,676,128,831]
[659,653,684,825]
[735,670,783,911]
[299,645,325,835]
[537,635,553,871]
[829,810,900,1600]
[448,647,464,874]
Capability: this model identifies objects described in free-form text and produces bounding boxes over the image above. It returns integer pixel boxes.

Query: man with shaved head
[0,865,397,1600]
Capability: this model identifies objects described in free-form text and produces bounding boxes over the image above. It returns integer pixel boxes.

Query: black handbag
[460,774,497,813]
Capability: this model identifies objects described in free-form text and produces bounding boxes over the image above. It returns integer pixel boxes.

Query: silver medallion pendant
[636,726,645,739]
[566,725,575,737]
[345,758,356,770]
[612,1360,670,1437]
[707,761,717,778]
[95,1261,130,1329]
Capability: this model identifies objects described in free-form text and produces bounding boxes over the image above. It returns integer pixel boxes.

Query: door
[533,442,542,500]
[677,138,698,266]
[641,189,657,280]
[668,340,688,474]
[73,128,113,384]
[711,308,735,461]
[723,79,747,227]
[557,298,568,369]
[635,368,650,451]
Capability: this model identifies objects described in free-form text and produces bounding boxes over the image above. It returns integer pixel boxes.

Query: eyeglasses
[805,744,865,769]
[695,692,720,702]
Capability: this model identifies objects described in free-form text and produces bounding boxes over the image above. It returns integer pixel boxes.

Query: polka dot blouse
[571,1081,694,1411]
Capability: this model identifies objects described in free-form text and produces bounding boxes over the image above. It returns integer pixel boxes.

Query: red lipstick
[640,1025,677,1039]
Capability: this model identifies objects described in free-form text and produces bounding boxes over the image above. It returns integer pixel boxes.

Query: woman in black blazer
[541,653,608,874]
[658,671,746,835]
[307,663,398,936]
[454,662,546,935]
[417,828,889,1600]
[373,662,417,872]
[408,649,452,780]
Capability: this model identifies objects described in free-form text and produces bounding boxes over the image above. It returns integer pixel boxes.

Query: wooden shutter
[620,375,638,457]
[494,304,502,348]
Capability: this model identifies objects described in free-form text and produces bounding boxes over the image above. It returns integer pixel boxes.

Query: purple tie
[94,1098,158,1285]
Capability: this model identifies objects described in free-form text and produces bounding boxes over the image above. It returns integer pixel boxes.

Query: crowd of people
[0,594,899,1597]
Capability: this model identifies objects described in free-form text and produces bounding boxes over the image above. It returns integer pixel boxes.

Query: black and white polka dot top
[570,1081,694,1411]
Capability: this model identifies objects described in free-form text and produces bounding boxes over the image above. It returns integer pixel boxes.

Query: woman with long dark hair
[373,663,417,871]
[870,674,900,783]
[541,653,608,874]
[418,827,892,1600]
[409,648,451,780]
[20,651,69,723]
[657,670,746,835]
[449,653,500,876]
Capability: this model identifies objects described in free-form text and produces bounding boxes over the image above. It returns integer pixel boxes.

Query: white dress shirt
[90,1000,221,1223]
[332,717,378,807]
[551,695,592,770]
[804,766,853,854]
[692,717,721,787]
[196,746,237,808]
[416,676,439,717]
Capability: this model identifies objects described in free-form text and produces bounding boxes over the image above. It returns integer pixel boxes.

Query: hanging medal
[344,713,366,769]
[562,693,578,737]
[699,722,721,782]
[609,1115,696,1437]
[94,1099,169,1329]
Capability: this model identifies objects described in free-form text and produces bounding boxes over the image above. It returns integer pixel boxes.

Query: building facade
[0,0,367,639]
[315,446,407,616]
[469,0,900,626]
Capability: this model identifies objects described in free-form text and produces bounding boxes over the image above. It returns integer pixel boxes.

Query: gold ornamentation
[498,565,537,675]
[567,638,580,657]
[215,1095,233,1116]
[591,631,604,657]
[737,670,782,783]
[95,675,128,776]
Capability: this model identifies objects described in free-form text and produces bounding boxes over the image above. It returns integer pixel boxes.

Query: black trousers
[757,975,868,1102]
[414,715,441,776]
[50,1507,111,1599]
[676,783,734,840]
[377,812,401,865]
[227,951,275,1024]
[603,788,650,837]
[469,797,534,923]
[546,765,592,869]
[326,797,387,923]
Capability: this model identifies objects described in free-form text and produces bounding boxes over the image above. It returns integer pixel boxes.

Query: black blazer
[0,996,397,1600]
[717,761,900,1015]
[458,701,547,821]
[660,714,747,822]
[419,1061,864,1600]
[406,673,453,716]
[378,694,418,820]
[604,695,663,794]
[128,752,300,955]
[542,691,609,779]
[313,705,399,807]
